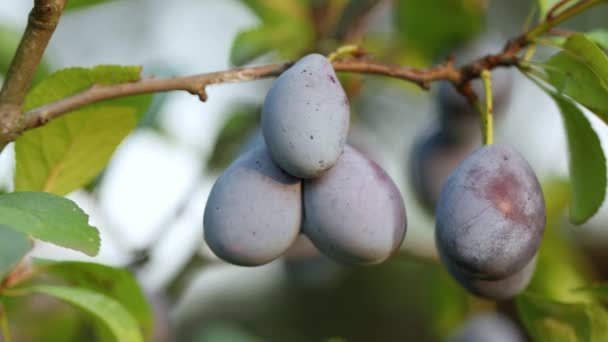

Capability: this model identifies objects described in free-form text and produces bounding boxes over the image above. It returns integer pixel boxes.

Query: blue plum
[303,145,407,264]
[262,54,350,178]
[449,312,525,342]
[203,144,302,266]
[435,144,545,280]
[409,126,478,213]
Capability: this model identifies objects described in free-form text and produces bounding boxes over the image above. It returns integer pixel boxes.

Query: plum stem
[480,70,494,145]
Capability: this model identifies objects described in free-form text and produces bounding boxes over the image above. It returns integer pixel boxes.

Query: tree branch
[0,0,65,147]
[9,0,607,141]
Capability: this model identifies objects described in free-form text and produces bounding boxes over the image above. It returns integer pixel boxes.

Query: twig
[0,0,65,148]
[4,0,605,146]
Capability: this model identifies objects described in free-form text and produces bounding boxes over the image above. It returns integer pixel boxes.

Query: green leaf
[29,285,143,342]
[37,261,152,339]
[0,225,31,280]
[517,293,608,342]
[586,30,608,51]
[15,65,152,195]
[231,0,314,65]
[549,94,607,224]
[0,24,49,84]
[575,284,608,302]
[561,34,608,82]
[544,51,608,123]
[394,0,485,60]
[65,0,115,11]
[0,192,99,256]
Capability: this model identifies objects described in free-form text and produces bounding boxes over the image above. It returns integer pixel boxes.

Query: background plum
[303,145,407,265]
[436,33,514,142]
[203,143,302,266]
[262,53,350,178]
[435,144,545,279]
[409,126,478,213]
[449,312,525,342]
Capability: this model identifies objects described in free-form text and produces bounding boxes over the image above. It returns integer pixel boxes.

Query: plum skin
[303,145,407,265]
[435,144,546,280]
[262,53,350,178]
[443,252,537,301]
[203,144,302,266]
[449,312,525,342]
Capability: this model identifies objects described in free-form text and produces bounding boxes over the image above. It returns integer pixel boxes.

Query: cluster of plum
[203,54,408,267]
[409,42,546,300]
[204,47,546,301]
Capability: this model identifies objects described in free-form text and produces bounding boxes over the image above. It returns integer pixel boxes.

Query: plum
[303,145,407,264]
[262,53,350,178]
[449,312,525,342]
[436,34,513,142]
[435,144,545,279]
[409,126,478,213]
[203,144,302,266]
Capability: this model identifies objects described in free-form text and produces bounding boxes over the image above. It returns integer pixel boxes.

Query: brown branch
[9,0,607,141]
[0,0,65,147]
[22,52,520,132]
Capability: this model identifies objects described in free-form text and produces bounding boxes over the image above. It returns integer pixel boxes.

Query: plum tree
[409,127,478,213]
[303,145,407,265]
[449,312,525,342]
[262,53,350,178]
[435,144,545,280]
[444,253,537,300]
[203,143,302,266]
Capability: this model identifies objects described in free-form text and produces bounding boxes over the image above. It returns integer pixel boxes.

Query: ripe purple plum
[262,53,350,178]
[435,144,545,280]
[303,145,407,265]
[203,144,302,266]
[449,312,525,342]
[409,127,478,213]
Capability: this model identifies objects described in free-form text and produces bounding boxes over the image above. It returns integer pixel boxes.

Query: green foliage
[0,24,49,84]
[586,30,608,51]
[15,65,152,195]
[543,35,608,123]
[517,293,608,342]
[231,0,315,65]
[549,94,607,224]
[394,0,485,61]
[27,285,143,342]
[0,192,99,256]
[38,260,152,338]
[0,225,31,280]
[528,179,594,303]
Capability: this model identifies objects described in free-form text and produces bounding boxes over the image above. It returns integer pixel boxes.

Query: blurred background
[1,0,608,341]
